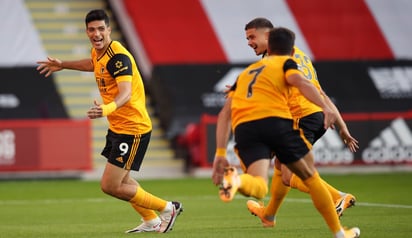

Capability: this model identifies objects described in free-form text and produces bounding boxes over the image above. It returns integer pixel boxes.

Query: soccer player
[37,9,182,233]
[212,17,357,219]
[243,17,358,226]
[227,26,360,237]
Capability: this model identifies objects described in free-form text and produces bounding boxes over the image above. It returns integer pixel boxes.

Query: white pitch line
[0,196,411,209]
[284,198,412,209]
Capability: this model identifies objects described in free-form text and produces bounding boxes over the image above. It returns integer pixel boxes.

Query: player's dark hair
[268,27,295,55]
[85,9,110,26]
[245,17,274,30]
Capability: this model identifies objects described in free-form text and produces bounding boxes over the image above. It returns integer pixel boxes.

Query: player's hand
[339,129,359,152]
[212,156,229,185]
[36,56,63,77]
[322,106,337,130]
[87,100,103,119]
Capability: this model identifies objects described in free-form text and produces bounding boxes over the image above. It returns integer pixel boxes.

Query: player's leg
[220,121,271,202]
[122,173,160,233]
[286,152,359,237]
[100,130,182,233]
[239,158,270,198]
[247,159,290,227]
[220,158,269,202]
[295,113,356,216]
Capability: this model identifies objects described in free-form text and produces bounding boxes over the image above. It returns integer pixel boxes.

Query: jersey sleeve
[226,80,237,98]
[106,53,133,80]
[283,58,303,77]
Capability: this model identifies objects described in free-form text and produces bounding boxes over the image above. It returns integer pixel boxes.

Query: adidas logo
[362,118,412,164]
[368,66,412,99]
[116,157,124,163]
[312,130,354,165]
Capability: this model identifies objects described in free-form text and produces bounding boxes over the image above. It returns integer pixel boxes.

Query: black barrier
[315,60,412,112]
[0,67,68,119]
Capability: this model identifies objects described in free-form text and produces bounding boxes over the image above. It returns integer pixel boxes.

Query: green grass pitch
[0,172,411,237]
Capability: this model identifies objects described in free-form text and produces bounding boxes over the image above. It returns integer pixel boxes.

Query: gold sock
[130,186,168,212]
[237,174,268,199]
[290,173,310,193]
[303,172,342,233]
[130,203,158,221]
[291,174,342,202]
[265,168,290,217]
[321,180,343,202]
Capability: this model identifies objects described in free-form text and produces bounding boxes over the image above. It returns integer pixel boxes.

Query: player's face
[245,28,269,56]
[86,20,112,52]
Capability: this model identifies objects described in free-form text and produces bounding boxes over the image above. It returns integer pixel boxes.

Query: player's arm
[87,54,133,119]
[87,80,131,119]
[320,89,359,152]
[37,57,93,77]
[285,59,336,129]
[212,98,231,185]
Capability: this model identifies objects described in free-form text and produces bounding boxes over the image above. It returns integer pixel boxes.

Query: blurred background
[1,0,411,180]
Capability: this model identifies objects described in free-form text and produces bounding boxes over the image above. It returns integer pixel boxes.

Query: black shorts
[101,129,151,171]
[234,117,311,167]
[298,112,326,145]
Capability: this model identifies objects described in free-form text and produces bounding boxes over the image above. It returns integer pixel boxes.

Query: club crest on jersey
[114,60,128,76]
[115,61,123,68]
[100,67,104,74]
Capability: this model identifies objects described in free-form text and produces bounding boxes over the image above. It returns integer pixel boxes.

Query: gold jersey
[289,46,323,118]
[230,55,303,129]
[91,41,152,135]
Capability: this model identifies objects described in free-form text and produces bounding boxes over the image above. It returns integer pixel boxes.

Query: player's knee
[282,176,291,187]
[100,181,116,196]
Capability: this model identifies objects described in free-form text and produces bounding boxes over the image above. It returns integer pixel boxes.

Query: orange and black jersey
[230,55,303,130]
[288,47,322,118]
[91,41,152,135]
[261,46,323,118]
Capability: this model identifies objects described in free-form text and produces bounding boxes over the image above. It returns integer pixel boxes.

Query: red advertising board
[0,119,91,172]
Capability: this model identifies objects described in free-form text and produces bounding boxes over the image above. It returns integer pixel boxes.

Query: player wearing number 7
[36,9,182,234]
[223,27,360,238]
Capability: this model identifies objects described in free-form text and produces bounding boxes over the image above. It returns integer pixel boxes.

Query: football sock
[237,173,268,199]
[130,203,158,221]
[265,168,290,217]
[321,180,343,202]
[303,172,342,234]
[290,173,310,193]
[130,186,168,212]
[290,174,342,202]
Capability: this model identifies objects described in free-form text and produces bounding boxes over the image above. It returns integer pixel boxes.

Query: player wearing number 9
[37,9,182,234]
